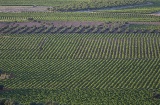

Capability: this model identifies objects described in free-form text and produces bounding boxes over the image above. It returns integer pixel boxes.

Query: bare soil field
[0,6,50,13]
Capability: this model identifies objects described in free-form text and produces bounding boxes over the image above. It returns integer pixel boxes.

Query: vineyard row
[0,24,160,34]
[0,35,160,59]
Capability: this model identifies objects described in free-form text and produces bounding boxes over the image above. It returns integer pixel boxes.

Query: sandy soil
[0,6,51,13]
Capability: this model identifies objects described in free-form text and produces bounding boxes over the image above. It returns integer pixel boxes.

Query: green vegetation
[0,0,87,6]
[51,0,146,12]
[1,88,160,104]
[0,0,160,104]
[0,34,160,104]
[129,24,160,30]
[0,34,160,59]
[0,98,60,105]
[0,12,159,22]
[102,0,160,13]
[0,59,160,104]
[0,0,145,10]
[0,58,159,89]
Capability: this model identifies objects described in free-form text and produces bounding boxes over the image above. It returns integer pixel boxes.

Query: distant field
[0,0,147,12]
[0,0,87,6]
[0,12,159,22]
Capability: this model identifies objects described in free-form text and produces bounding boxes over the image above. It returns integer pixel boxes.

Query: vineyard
[0,0,146,11]
[0,0,160,105]
[0,12,160,22]
[0,34,160,59]
[0,21,160,34]
[0,33,160,104]
[0,59,160,104]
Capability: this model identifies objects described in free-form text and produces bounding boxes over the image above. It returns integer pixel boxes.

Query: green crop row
[1,89,160,104]
[0,34,160,59]
[0,59,159,104]
[0,12,159,22]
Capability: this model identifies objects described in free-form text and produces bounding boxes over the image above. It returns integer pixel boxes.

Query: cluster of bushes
[50,0,146,11]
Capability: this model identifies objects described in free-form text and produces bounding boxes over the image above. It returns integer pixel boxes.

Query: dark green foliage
[1,89,160,104]
[0,99,19,105]
[0,85,4,90]
[0,99,60,105]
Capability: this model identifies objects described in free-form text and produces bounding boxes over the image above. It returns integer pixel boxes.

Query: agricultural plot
[0,34,160,59]
[0,12,160,22]
[0,21,160,34]
[0,0,160,104]
[0,59,160,104]
[0,0,145,11]
[0,0,87,6]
